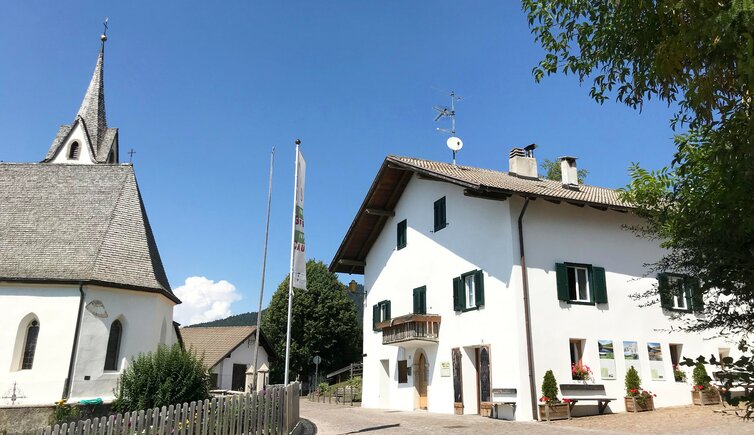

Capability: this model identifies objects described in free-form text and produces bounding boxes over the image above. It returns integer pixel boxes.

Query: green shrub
[625,366,642,395]
[692,362,712,388]
[540,370,559,403]
[113,343,211,413]
[49,400,79,425]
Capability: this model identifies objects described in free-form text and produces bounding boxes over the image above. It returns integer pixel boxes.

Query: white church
[0,35,181,406]
[330,149,741,421]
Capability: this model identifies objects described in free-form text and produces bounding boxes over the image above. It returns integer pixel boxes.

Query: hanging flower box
[691,386,721,405]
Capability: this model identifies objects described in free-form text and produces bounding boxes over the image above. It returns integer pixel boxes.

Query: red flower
[653,394,657,397]
[630,389,638,394]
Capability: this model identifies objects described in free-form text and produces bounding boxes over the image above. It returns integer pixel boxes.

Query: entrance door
[475,346,491,415]
[417,353,428,409]
[232,364,247,391]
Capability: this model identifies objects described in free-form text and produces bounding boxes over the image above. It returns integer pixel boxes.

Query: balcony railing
[376,313,441,345]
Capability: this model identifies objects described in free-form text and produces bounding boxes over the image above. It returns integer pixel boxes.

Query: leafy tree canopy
[261,259,362,384]
[540,158,588,183]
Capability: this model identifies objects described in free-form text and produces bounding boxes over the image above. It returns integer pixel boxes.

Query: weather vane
[433,91,464,166]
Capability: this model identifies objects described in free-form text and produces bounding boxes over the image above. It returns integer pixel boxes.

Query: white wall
[363,175,524,415]
[210,336,269,392]
[49,122,96,164]
[0,284,80,406]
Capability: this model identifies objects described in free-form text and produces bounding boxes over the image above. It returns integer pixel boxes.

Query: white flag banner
[291,149,307,292]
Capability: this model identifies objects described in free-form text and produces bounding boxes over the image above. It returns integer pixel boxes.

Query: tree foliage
[114,344,210,412]
[625,366,642,395]
[540,369,559,402]
[540,158,588,183]
[261,259,362,385]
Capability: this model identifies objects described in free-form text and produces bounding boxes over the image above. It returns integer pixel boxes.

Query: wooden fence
[10,383,300,435]
[308,386,360,406]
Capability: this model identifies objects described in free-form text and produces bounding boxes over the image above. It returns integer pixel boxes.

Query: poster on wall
[598,340,617,380]
[647,342,666,380]
[623,341,641,373]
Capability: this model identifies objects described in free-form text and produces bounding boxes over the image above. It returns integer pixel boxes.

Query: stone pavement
[300,399,754,434]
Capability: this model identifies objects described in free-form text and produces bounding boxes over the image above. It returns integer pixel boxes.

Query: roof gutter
[62,284,86,400]
[518,198,538,420]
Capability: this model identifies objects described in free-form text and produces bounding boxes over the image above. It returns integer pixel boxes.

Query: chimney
[509,144,538,178]
[559,156,579,188]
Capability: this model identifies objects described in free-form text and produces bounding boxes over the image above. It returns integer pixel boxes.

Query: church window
[21,320,40,370]
[104,320,123,371]
[68,142,80,160]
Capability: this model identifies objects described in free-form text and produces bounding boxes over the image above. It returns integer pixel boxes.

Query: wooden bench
[490,388,517,420]
[560,384,615,416]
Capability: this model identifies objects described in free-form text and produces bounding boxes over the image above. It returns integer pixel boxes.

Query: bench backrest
[560,384,607,397]
[491,388,517,401]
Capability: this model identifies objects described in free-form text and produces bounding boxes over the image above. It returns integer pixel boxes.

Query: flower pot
[454,402,464,415]
[625,395,655,412]
[538,402,571,421]
[691,389,721,406]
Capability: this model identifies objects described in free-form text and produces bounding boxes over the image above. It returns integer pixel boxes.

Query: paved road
[300,399,752,435]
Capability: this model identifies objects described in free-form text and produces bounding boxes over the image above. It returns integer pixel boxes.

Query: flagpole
[251,146,275,392]
[284,139,301,386]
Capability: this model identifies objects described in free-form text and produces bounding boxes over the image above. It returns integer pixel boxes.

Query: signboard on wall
[598,339,616,380]
[623,341,641,373]
[440,361,451,377]
[647,342,665,380]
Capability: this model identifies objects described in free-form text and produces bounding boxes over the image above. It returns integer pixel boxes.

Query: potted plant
[624,367,656,412]
[571,362,593,382]
[673,364,687,382]
[691,363,721,405]
[538,370,571,421]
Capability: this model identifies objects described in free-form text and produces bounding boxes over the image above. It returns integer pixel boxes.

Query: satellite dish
[447,137,463,151]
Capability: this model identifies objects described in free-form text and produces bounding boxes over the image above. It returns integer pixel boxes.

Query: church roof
[0,163,178,302]
[180,326,277,369]
[42,43,118,164]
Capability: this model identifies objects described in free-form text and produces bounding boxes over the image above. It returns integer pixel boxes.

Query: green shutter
[658,273,672,308]
[434,197,446,231]
[453,277,462,311]
[372,304,380,331]
[413,286,426,314]
[556,263,569,301]
[397,220,407,249]
[592,266,608,304]
[474,270,485,307]
[688,277,703,312]
[413,288,420,314]
[385,300,391,320]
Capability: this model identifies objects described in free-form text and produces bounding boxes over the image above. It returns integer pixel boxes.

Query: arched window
[104,320,122,371]
[21,320,40,370]
[68,142,80,160]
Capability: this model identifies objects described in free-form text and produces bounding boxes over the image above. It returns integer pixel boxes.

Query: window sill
[665,308,693,314]
[566,300,595,306]
[460,305,482,313]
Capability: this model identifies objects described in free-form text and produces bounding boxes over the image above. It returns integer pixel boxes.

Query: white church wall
[69,285,176,401]
[362,175,523,416]
[49,122,95,164]
[514,197,740,416]
[0,284,80,406]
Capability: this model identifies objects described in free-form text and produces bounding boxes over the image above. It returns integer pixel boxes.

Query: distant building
[181,326,276,392]
[330,151,739,420]
[0,36,180,406]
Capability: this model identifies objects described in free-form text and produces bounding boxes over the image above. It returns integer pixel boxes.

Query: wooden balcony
[376,313,441,346]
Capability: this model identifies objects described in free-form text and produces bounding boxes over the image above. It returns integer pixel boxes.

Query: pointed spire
[76,36,107,151]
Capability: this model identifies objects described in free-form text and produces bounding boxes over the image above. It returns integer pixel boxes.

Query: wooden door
[417,353,428,409]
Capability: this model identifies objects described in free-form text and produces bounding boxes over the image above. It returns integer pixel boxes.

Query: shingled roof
[0,163,178,302]
[181,326,276,369]
[330,155,632,274]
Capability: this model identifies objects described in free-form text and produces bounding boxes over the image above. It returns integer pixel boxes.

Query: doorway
[232,364,247,391]
[416,352,428,410]
[475,346,491,416]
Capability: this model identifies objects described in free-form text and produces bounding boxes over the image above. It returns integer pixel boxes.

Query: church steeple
[43,29,119,165]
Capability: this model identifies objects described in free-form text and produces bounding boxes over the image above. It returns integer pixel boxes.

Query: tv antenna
[434,91,463,165]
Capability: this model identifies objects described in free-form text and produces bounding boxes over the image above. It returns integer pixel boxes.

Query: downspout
[62,284,86,400]
[518,198,537,420]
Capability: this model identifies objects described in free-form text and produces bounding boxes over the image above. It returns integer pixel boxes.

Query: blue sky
[0,2,678,323]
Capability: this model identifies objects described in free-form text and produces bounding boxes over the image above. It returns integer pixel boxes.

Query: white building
[181,326,275,392]
[0,36,180,406]
[330,150,739,421]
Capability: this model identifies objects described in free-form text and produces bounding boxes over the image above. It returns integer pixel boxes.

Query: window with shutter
[455,270,484,312]
[373,300,392,330]
[413,286,427,314]
[372,304,380,331]
[659,273,699,312]
[433,197,447,232]
[397,220,407,250]
[556,263,608,305]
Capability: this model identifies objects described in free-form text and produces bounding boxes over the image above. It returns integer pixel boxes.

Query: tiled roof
[389,156,630,208]
[181,326,276,369]
[0,163,177,301]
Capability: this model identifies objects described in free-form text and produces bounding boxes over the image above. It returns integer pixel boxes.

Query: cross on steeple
[128,149,136,163]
